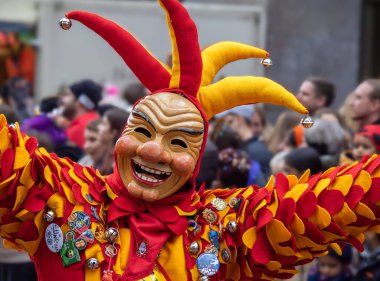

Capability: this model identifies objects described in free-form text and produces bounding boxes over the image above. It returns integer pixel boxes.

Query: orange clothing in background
[5,45,36,86]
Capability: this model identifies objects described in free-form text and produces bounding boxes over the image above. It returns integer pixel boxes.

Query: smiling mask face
[115,92,204,202]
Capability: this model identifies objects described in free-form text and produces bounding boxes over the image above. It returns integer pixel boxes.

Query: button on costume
[1,0,380,280]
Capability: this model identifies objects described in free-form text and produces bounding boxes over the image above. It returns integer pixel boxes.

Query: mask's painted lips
[132,159,172,185]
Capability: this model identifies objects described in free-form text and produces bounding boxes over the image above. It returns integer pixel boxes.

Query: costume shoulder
[0,115,109,255]
[189,156,380,280]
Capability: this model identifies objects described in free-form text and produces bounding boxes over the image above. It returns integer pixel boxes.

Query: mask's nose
[136,141,172,164]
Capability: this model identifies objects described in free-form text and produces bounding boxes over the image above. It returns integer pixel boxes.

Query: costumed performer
[0,0,380,281]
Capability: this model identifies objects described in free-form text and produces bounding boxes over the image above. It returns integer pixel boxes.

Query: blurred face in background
[83,128,106,164]
[352,134,376,161]
[297,80,325,114]
[350,82,374,121]
[59,89,77,120]
[223,114,241,131]
[98,115,119,146]
[281,162,301,177]
[318,255,344,279]
[251,111,264,138]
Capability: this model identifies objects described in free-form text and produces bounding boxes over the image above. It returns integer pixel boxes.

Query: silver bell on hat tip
[261,57,273,67]
[59,18,72,30]
[43,209,56,222]
[301,116,314,128]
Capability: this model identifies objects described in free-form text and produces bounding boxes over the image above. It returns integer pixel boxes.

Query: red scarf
[106,170,199,280]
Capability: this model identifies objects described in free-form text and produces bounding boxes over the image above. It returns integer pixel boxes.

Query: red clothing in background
[66,111,99,149]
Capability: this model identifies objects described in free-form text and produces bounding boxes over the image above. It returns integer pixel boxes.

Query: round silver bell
[43,209,56,222]
[261,57,273,67]
[188,241,200,255]
[104,227,119,243]
[226,221,237,233]
[86,258,99,270]
[300,116,314,128]
[59,18,72,30]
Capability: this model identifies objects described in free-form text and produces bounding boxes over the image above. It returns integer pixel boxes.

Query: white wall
[36,0,267,99]
[0,2,38,24]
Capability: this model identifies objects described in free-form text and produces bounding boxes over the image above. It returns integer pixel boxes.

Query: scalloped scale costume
[1,0,380,281]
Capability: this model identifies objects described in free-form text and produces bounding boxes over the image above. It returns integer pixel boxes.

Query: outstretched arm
[199,155,380,280]
[0,115,107,255]
[240,155,380,279]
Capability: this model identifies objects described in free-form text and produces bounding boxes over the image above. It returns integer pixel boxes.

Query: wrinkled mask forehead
[129,92,205,136]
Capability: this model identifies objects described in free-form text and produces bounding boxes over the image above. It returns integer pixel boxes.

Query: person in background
[0,104,18,124]
[286,108,348,169]
[1,32,36,87]
[78,119,108,172]
[195,136,219,189]
[0,76,33,122]
[219,104,273,178]
[214,147,266,188]
[121,82,147,112]
[97,107,130,174]
[0,239,38,281]
[283,147,323,177]
[210,117,241,151]
[352,125,380,162]
[296,76,335,116]
[338,92,359,135]
[59,79,102,149]
[354,233,380,281]
[303,110,348,168]
[251,105,273,145]
[267,110,302,154]
[21,95,84,161]
[269,150,289,175]
[339,124,380,167]
[349,79,380,129]
[99,82,129,110]
[21,96,67,148]
[307,245,353,281]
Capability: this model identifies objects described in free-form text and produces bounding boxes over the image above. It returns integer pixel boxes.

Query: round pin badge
[196,252,220,276]
[211,198,227,211]
[45,223,64,253]
[68,211,91,233]
[202,208,218,224]
[221,248,231,263]
[74,237,88,251]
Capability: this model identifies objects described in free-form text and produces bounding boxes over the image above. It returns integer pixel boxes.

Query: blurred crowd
[1,32,380,281]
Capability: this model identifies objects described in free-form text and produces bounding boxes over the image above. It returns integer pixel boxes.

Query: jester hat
[63,0,307,121]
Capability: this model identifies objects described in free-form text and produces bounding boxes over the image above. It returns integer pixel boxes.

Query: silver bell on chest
[43,209,56,222]
[104,227,119,243]
[86,258,100,270]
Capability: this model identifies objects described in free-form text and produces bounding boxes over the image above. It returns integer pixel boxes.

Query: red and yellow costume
[1,0,380,281]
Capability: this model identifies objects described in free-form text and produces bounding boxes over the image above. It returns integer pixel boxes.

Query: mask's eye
[134,127,152,138]
[171,139,187,148]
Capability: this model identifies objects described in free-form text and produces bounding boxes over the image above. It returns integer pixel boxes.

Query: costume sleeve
[237,155,380,280]
[0,115,107,255]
